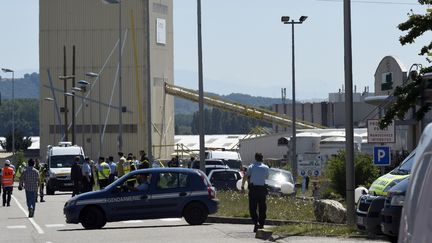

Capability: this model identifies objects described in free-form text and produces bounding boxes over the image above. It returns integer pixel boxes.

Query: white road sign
[367,119,395,143]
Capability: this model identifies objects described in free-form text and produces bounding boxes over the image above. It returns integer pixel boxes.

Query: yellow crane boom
[164,82,325,129]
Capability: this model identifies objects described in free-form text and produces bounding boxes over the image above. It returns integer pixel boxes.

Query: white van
[205,150,242,170]
[398,123,432,243]
[205,150,241,160]
[46,142,85,195]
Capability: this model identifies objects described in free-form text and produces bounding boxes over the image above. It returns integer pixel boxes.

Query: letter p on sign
[373,146,391,166]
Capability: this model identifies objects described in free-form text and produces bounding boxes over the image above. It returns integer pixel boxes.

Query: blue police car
[64,168,219,229]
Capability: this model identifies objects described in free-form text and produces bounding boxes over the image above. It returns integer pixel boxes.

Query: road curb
[206,216,343,226]
[206,216,344,226]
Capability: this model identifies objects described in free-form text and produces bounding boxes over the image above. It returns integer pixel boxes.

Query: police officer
[71,156,82,197]
[97,157,110,189]
[107,156,117,184]
[81,157,93,193]
[38,163,48,202]
[241,152,269,232]
[139,150,150,169]
[123,155,136,187]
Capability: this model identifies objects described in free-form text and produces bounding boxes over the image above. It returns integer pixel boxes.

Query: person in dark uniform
[241,152,269,232]
[139,150,150,169]
[71,156,82,197]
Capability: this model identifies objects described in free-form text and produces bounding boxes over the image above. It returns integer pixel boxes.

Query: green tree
[380,2,432,128]
[326,151,380,197]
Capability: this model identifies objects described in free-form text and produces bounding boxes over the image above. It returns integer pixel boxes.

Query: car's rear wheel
[183,202,208,225]
[80,206,106,229]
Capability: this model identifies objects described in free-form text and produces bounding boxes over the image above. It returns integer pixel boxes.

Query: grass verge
[215,191,315,221]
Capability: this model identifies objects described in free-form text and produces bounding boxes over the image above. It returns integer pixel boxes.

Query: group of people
[1,158,44,218]
[69,150,151,196]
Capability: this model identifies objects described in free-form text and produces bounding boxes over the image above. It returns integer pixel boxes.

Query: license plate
[63,183,74,186]
[356,216,365,226]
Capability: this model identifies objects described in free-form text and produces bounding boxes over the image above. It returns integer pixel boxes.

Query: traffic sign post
[373,146,391,166]
[367,119,395,143]
[297,153,322,177]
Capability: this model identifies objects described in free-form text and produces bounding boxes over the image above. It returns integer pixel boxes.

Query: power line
[316,0,420,6]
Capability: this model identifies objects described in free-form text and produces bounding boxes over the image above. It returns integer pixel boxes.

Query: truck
[45,142,85,195]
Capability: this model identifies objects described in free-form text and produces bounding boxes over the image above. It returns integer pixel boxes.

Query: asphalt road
[1,185,390,243]
[1,185,265,243]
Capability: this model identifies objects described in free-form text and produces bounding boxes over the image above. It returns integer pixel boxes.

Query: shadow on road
[58,223,213,231]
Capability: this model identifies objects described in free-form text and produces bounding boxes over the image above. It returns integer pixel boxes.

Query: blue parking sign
[373,146,391,166]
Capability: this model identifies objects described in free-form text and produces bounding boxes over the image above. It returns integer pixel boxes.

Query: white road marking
[11,195,45,234]
[122,220,143,224]
[160,218,182,222]
[45,224,65,228]
[7,225,27,229]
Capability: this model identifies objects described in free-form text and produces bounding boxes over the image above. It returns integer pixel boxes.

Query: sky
[0,0,430,100]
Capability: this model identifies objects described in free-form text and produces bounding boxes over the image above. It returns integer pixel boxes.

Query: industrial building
[39,0,174,159]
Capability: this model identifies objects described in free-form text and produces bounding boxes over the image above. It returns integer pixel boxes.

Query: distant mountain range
[0,72,285,114]
[0,72,39,99]
[174,92,284,114]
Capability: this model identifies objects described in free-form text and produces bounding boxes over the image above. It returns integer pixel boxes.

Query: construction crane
[164,83,325,129]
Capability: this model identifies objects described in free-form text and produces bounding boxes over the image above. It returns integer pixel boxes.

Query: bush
[326,150,380,197]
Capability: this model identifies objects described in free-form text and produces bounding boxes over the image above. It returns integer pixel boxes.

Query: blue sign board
[373,146,391,166]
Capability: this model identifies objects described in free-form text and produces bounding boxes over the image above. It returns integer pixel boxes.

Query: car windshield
[50,155,84,168]
[206,160,224,166]
[224,159,242,170]
[391,152,415,175]
[268,169,293,184]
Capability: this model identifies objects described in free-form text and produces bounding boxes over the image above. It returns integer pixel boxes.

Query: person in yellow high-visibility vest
[97,157,111,189]
[123,155,136,188]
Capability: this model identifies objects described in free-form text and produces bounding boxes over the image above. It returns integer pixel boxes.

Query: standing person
[18,159,40,218]
[241,152,269,232]
[34,159,41,202]
[71,156,82,197]
[167,156,179,167]
[2,160,15,207]
[39,163,48,202]
[117,157,126,178]
[139,150,150,169]
[97,157,110,189]
[187,157,196,168]
[107,156,117,184]
[81,157,92,193]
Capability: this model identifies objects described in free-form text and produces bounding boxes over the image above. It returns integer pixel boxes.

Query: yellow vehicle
[356,150,415,235]
[368,151,415,196]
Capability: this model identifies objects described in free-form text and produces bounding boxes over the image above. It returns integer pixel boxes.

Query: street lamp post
[197,0,206,172]
[85,72,100,156]
[102,0,123,153]
[65,91,76,144]
[59,75,75,142]
[78,80,90,148]
[1,68,15,154]
[281,16,307,181]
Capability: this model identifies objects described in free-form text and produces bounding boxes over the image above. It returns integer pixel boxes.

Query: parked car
[223,159,243,171]
[265,168,294,196]
[64,168,218,229]
[399,123,432,243]
[205,165,230,176]
[208,169,242,191]
[191,159,225,169]
[380,177,409,243]
[356,150,415,235]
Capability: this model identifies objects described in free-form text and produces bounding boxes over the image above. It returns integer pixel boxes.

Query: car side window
[116,173,152,193]
[156,172,189,190]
